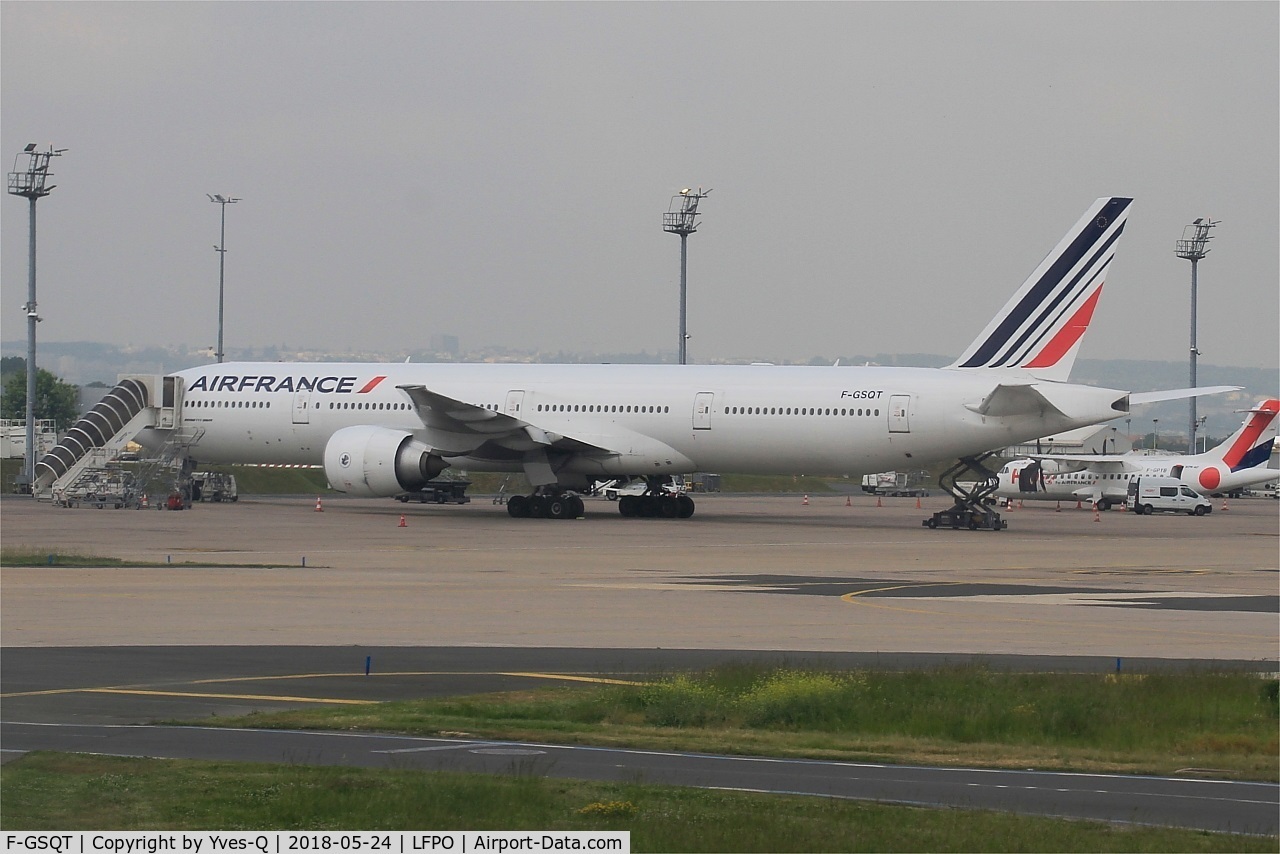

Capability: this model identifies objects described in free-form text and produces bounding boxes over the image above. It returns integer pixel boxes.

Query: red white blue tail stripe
[1215,398,1279,472]
[950,197,1132,381]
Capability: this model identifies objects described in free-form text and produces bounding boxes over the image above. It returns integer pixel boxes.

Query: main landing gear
[923,453,1007,531]
[616,476,696,519]
[506,488,585,520]
[505,477,697,521]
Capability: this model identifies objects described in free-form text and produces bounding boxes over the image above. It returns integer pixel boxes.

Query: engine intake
[323,425,447,497]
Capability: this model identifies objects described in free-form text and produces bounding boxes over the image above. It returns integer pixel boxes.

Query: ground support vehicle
[1126,477,1213,516]
[397,479,472,504]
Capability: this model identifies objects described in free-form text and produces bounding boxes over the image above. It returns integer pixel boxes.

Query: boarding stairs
[127,424,205,504]
[33,375,187,504]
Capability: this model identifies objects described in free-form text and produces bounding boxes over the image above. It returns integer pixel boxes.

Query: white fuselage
[163,362,1124,482]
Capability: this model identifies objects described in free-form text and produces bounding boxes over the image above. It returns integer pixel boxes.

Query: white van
[1126,477,1212,516]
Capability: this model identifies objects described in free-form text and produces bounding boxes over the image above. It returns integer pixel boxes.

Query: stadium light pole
[208,194,240,363]
[1175,217,1217,453]
[662,188,710,365]
[7,143,66,492]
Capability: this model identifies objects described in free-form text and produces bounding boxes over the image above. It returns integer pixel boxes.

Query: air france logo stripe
[990,232,1119,368]
[358,376,388,394]
[1021,285,1105,370]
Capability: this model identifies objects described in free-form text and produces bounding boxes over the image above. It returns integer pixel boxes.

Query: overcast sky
[3,2,1276,371]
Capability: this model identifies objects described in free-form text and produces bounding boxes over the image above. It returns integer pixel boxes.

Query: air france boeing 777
[93,197,1230,525]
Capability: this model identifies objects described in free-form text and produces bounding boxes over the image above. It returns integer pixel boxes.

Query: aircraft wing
[398,385,614,458]
[1031,454,1132,472]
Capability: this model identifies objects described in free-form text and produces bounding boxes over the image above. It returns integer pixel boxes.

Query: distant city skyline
[3,3,1276,371]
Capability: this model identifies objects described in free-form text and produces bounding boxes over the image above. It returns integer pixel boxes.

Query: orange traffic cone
[915,495,922,510]
[398,514,407,527]
[845,495,852,507]
[141,493,149,509]
[1075,499,1083,510]
[315,496,323,512]
[1221,496,1229,512]
[802,494,809,506]
[876,495,882,508]
[1093,503,1101,522]
[1055,501,1061,512]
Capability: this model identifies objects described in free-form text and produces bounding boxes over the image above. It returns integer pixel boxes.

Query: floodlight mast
[208,194,241,363]
[7,144,66,491]
[1175,217,1217,451]
[663,187,711,365]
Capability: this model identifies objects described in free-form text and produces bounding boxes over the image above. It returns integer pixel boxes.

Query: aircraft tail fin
[1205,398,1280,471]
[949,197,1132,382]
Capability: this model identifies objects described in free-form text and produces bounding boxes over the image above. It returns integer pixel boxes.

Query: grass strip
[196,665,1280,781]
[1,548,299,569]
[2,752,1272,851]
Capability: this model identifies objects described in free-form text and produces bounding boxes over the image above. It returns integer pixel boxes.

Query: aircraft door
[292,391,311,424]
[1018,461,1042,493]
[693,392,714,430]
[505,390,525,418]
[888,394,911,433]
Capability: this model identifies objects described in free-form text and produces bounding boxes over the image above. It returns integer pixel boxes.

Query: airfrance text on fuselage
[188,375,386,394]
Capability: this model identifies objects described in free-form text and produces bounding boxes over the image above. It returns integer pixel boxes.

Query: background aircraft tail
[1204,398,1279,472]
[949,197,1132,382]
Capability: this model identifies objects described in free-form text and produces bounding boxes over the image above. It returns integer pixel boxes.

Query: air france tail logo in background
[189,374,388,394]
[1221,399,1279,472]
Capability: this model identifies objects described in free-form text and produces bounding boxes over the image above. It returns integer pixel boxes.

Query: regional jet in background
[40,196,1235,528]
[996,398,1279,510]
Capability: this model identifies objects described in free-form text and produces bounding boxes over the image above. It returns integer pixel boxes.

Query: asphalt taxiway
[2,493,1277,832]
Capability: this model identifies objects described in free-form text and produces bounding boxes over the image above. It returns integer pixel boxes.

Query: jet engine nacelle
[323,425,447,497]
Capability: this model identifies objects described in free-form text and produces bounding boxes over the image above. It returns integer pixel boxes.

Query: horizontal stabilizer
[1128,385,1240,406]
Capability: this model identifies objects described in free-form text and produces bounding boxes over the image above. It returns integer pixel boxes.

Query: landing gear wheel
[676,494,696,518]
[507,495,530,518]
[547,498,567,519]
